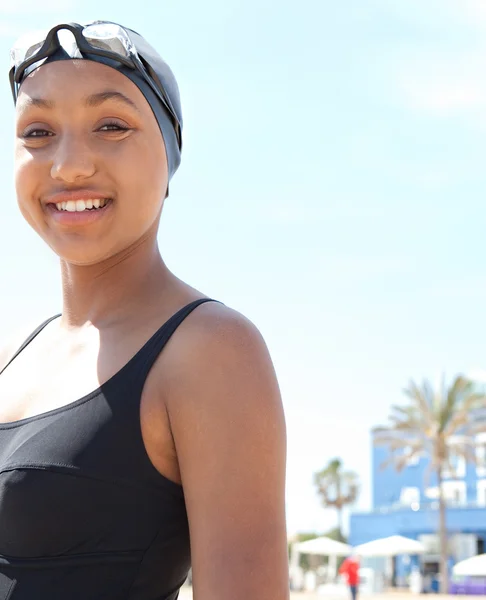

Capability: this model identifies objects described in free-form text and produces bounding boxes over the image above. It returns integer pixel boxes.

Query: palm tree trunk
[337,506,344,541]
[336,476,343,541]
[437,466,449,594]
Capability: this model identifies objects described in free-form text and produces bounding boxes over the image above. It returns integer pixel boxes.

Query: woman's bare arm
[163,305,289,600]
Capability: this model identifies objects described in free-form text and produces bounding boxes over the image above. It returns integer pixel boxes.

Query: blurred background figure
[339,553,360,600]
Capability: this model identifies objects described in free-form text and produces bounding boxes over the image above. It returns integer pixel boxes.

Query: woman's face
[14,59,169,265]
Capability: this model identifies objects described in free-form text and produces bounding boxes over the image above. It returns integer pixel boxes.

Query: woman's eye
[23,129,53,138]
[98,123,130,132]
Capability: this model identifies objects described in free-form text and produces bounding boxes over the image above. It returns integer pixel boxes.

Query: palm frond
[455,444,477,466]
[374,434,414,452]
[440,376,465,431]
[403,380,433,426]
[379,454,405,472]
[443,393,486,437]
[390,404,416,416]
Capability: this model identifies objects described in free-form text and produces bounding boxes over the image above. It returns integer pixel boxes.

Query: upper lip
[43,189,113,205]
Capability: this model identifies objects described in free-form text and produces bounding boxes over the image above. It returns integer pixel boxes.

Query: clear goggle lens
[82,23,134,58]
[10,30,47,67]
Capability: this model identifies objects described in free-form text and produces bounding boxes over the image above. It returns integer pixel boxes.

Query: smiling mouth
[53,198,112,212]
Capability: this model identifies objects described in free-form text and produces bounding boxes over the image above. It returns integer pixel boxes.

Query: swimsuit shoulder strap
[0,314,61,376]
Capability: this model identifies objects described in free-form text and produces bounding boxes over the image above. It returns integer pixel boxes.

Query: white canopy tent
[290,536,351,585]
[353,535,425,557]
[453,554,486,577]
[352,536,426,589]
[294,537,351,556]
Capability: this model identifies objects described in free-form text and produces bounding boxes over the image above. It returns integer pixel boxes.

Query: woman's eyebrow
[19,96,54,111]
[18,90,141,113]
[85,90,141,112]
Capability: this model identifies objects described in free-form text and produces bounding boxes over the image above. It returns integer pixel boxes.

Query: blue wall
[372,444,429,508]
[349,506,486,546]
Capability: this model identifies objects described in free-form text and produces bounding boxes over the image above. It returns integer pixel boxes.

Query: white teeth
[55,199,109,212]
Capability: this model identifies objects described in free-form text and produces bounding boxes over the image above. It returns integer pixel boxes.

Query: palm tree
[374,374,486,594]
[314,458,359,540]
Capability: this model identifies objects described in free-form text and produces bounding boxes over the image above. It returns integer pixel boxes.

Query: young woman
[0,21,289,600]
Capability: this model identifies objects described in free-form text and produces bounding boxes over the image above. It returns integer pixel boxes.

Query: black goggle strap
[135,55,182,146]
[140,58,179,121]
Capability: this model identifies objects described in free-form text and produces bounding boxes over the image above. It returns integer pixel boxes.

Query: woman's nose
[50,134,96,183]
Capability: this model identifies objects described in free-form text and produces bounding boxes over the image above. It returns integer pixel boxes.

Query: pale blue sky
[1,0,486,536]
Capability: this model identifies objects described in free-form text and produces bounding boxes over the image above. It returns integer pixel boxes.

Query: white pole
[290,543,300,569]
[289,544,301,591]
[329,554,338,581]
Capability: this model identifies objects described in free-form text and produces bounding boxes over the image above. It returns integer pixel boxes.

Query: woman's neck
[60,236,170,328]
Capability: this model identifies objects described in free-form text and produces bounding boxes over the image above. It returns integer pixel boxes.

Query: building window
[443,451,466,479]
[442,481,466,506]
[425,483,466,506]
[425,487,439,500]
[400,486,420,506]
[477,481,486,507]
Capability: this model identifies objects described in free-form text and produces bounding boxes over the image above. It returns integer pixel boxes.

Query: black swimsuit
[0,298,214,599]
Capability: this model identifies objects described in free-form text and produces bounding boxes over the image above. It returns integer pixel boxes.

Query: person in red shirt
[339,554,360,600]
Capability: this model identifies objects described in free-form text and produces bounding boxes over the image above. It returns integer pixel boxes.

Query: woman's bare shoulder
[177,299,266,348]
[152,298,280,423]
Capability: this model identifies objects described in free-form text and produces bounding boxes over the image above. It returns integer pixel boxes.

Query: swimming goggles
[9,21,182,149]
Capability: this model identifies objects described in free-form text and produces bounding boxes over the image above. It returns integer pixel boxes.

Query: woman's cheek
[14,157,39,226]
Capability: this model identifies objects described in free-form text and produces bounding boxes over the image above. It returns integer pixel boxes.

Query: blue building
[349,429,486,585]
